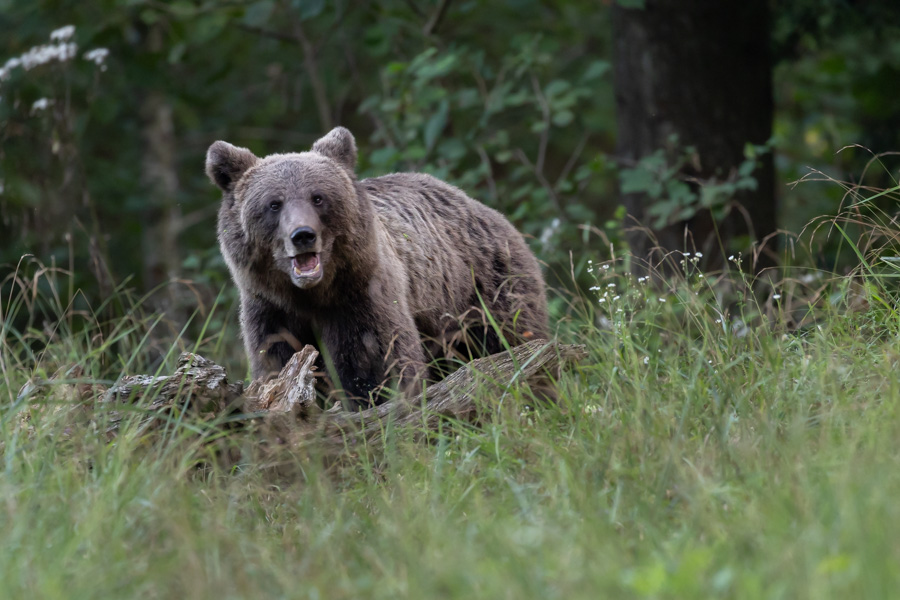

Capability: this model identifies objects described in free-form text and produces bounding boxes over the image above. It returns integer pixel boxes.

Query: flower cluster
[0,25,110,84]
[591,281,622,308]
[84,48,109,71]
[677,251,705,279]
[586,259,610,275]
[49,25,75,42]
[31,98,52,113]
[16,41,78,71]
[0,25,78,83]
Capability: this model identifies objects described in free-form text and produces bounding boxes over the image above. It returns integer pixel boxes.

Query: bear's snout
[285,224,324,288]
[290,226,317,251]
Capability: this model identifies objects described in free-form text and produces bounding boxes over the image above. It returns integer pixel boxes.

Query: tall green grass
[3,191,900,599]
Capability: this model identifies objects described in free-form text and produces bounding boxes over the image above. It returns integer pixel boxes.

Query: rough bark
[139,21,185,320]
[19,340,587,453]
[613,0,776,271]
[141,91,183,308]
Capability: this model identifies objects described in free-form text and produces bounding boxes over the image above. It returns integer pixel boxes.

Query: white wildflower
[772,294,781,300]
[0,57,20,81]
[695,252,703,258]
[31,97,51,112]
[643,356,650,365]
[613,295,620,301]
[658,297,666,303]
[50,25,75,42]
[602,264,609,270]
[589,286,601,291]
[728,255,735,261]
[539,217,561,247]
[583,404,603,415]
[84,48,109,71]
[61,42,77,60]
[598,298,606,304]
[638,276,648,283]
[607,283,616,288]
[18,42,78,70]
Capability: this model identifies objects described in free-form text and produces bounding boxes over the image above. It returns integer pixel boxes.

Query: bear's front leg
[319,299,425,411]
[240,294,315,381]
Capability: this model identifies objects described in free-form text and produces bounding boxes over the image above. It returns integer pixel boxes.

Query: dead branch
[422,0,452,36]
[20,340,587,451]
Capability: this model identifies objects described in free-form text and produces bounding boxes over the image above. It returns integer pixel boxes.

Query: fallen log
[20,340,587,448]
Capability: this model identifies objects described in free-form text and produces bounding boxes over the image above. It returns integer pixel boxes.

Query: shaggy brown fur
[207,127,549,410]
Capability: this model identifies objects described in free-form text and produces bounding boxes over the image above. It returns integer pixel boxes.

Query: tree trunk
[141,91,184,321]
[613,0,776,271]
[138,22,185,323]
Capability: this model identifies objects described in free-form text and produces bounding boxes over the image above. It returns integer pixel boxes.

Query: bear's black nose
[290,227,317,249]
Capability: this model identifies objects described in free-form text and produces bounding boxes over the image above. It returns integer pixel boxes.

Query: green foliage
[1,0,898,311]
[359,38,611,265]
[773,0,900,234]
[0,0,617,314]
[619,140,767,229]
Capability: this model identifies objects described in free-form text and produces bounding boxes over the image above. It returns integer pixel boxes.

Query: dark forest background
[2,0,899,329]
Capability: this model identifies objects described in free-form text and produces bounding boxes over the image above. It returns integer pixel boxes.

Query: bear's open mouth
[291,253,320,278]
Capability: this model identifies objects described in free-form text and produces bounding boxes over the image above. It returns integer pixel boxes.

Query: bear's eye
[311,194,324,206]
[268,200,283,212]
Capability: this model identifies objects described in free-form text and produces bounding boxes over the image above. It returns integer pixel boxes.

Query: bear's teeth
[292,255,320,277]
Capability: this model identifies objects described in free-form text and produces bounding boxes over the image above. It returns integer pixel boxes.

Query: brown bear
[206,127,549,410]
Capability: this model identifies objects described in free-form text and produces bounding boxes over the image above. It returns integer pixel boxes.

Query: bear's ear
[206,141,259,192]
[311,126,357,173]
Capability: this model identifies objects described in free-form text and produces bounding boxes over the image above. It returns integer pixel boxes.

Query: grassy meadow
[2,206,900,599]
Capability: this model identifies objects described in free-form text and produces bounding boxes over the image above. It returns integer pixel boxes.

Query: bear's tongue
[292,253,319,276]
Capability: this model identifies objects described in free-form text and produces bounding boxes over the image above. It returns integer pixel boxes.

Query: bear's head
[206,127,367,292]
